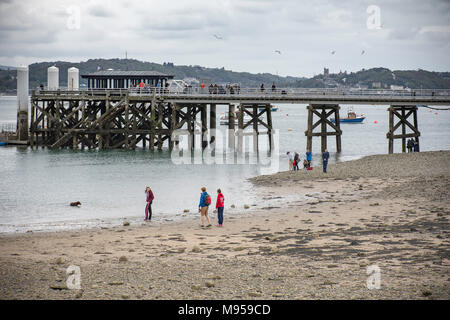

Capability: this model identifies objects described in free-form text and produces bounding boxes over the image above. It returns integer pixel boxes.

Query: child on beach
[216,189,225,227]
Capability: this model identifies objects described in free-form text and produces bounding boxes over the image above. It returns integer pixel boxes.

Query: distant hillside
[294,67,450,89]
[0,65,16,71]
[0,58,303,93]
[0,59,449,93]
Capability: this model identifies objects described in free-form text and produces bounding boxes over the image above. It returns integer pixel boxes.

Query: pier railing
[34,87,450,97]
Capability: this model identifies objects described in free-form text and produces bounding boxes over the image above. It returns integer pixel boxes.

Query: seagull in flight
[213,34,223,40]
[331,50,336,55]
[274,50,282,54]
[361,50,365,55]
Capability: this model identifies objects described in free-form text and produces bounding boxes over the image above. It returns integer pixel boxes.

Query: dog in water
[70,201,81,207]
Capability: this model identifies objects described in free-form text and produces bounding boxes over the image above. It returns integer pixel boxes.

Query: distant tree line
[0,59,449,93]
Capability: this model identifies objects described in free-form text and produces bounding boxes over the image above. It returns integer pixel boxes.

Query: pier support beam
[210,104,216,145]
[201,104,207,149]
[228,104,235,150]
[386,105,420,154]
[304,104,342,153]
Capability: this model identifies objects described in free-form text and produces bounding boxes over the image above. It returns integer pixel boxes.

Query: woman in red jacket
[145,186,154,221]
[216,188,225,227]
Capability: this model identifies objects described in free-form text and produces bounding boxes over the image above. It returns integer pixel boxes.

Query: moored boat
[331,107,365,123]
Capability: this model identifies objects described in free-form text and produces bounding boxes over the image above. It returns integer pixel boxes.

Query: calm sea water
[1,95,449,233]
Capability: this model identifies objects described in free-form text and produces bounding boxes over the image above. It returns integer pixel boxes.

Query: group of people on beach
[407,138,420,153]
[287,149,330,173]
[144,186,225,228]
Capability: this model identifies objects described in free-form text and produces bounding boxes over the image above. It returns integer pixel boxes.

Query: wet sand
[0,151,449,299]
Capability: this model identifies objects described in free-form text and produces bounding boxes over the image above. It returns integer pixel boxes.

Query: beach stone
[231,204,236,208]
[183,209,190,213]
[244,205,250,209]
[49,284,68,290]
[248,291,262,297]
[123,221,130,227]
[422,290,432,297]
[192,246,202,253]
[205,280,215,288]
[191,284,202,291]
[55,257,64,265]
[119,256,128,262]
[121,294,130,299]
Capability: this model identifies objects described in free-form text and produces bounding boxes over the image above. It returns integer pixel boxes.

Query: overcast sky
[0,0,449,77]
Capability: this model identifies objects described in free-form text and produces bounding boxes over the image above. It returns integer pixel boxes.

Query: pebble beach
[0,150,449,300]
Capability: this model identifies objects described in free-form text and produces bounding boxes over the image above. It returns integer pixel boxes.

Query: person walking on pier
[216,188,225,227]
[260,83,265,92]
[271,83,276,92]
[322,149,330,173]
[199,187,212,228]
[145,186,154,221]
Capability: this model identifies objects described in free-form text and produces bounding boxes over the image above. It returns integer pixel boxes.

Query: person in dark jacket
[322,149,330,173]
[413,140,419,152]
[293,152,300,171]
[407,138,414,153]
[145,186,154,221]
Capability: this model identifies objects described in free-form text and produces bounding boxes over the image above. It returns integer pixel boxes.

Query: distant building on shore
[81,70,174,89]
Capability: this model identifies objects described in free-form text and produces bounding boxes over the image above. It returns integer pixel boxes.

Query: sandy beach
[0,150,449,300]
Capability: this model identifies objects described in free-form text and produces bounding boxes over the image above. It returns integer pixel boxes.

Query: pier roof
[81,70,174,78]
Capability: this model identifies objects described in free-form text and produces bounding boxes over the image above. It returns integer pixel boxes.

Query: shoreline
[0,150,449,299]
[0,151,421,235]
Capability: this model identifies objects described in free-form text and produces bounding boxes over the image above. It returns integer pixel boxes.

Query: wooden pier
[28,88,450,153]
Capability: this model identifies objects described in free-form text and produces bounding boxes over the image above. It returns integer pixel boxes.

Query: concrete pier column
[228,104,235,150]
[17,66,29,141]
[210,104,216,145]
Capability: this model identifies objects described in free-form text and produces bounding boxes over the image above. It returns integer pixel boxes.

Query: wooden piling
[228,104,235,150]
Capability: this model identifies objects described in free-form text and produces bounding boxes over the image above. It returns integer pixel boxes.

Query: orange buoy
[201,83,205,89]
[374,120,378,124]
[435,112,438,115]
[139,82,145,88]
[286,113,289,116]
